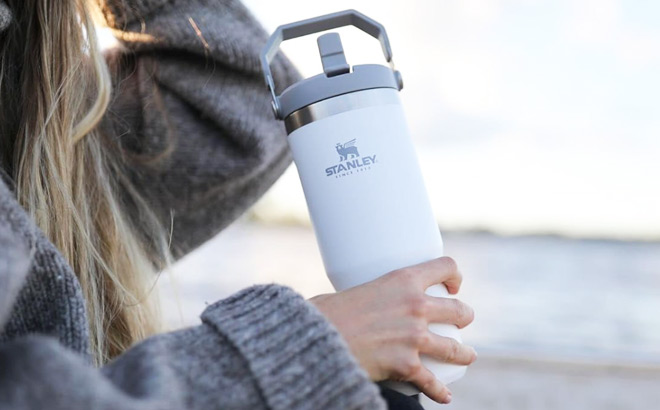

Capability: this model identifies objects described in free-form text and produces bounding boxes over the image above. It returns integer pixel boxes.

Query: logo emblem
[325,138,377,178]
[335,139,360,161]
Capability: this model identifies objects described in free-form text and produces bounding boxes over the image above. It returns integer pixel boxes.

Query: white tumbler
[261,10,466,393]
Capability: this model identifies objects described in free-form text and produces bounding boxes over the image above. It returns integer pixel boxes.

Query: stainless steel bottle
[261,10,466,394]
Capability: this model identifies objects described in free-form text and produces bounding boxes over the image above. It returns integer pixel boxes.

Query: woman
[0,1,476,409]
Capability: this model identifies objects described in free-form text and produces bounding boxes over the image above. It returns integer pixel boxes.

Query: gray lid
[279,37,401,118]
[261,10,404,120]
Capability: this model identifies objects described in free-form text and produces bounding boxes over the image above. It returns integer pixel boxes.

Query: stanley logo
[326,139,377,178]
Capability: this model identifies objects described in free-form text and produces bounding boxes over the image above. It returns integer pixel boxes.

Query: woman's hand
[310,257,476,404]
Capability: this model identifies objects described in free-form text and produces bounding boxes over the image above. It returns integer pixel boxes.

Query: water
[445,232,660,364]
[163,221,660,365]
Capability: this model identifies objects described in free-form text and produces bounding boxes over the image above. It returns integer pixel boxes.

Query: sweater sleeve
[0,170,385,408]
[97,0,297,258]
[0,285,386,410]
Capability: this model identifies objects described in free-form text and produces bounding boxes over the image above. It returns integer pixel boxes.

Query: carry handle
[261,9,401,119]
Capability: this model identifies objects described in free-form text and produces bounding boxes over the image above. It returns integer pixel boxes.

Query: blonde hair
[0,0,170,365]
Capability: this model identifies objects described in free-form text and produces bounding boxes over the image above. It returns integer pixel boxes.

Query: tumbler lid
[261,10,403,120]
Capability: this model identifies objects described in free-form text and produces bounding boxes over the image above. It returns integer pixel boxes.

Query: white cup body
[287,88,466,390]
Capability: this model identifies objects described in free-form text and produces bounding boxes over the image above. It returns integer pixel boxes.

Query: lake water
[162,221,660,365]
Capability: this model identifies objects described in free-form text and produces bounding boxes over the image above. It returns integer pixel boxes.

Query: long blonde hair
[0,0,170,365]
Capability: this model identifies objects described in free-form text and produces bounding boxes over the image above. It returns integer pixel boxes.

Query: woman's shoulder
[0,177,90,357]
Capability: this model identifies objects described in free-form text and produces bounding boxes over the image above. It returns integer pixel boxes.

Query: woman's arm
[0,246,385,410]
[0,178,384,409]
[97,0,297,258]
[0,289,386,410]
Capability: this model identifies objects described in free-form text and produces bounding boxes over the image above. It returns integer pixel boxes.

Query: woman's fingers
[407,365,452,404]
[420,333,478,366]
[393,257,463,294]
[426,296,475,328]
[315,254,476,387]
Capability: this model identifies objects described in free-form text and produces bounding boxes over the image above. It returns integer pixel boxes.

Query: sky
[242,0,660,240]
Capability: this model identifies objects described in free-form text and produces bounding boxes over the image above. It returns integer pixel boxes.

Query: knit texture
[0,180,91,357]
[99,0,297,258]
[202,286,385,410]
[0,0,387,409]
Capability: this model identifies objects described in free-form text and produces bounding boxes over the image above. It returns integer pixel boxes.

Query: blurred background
[159,1,660,409]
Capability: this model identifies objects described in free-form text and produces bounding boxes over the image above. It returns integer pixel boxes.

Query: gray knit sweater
[0,1,386,409]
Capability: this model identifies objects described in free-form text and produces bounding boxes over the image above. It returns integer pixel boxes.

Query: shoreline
[248,216,660,244]
[461,351,660,374]
[463,346,660,371]
[423,352,660,409]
